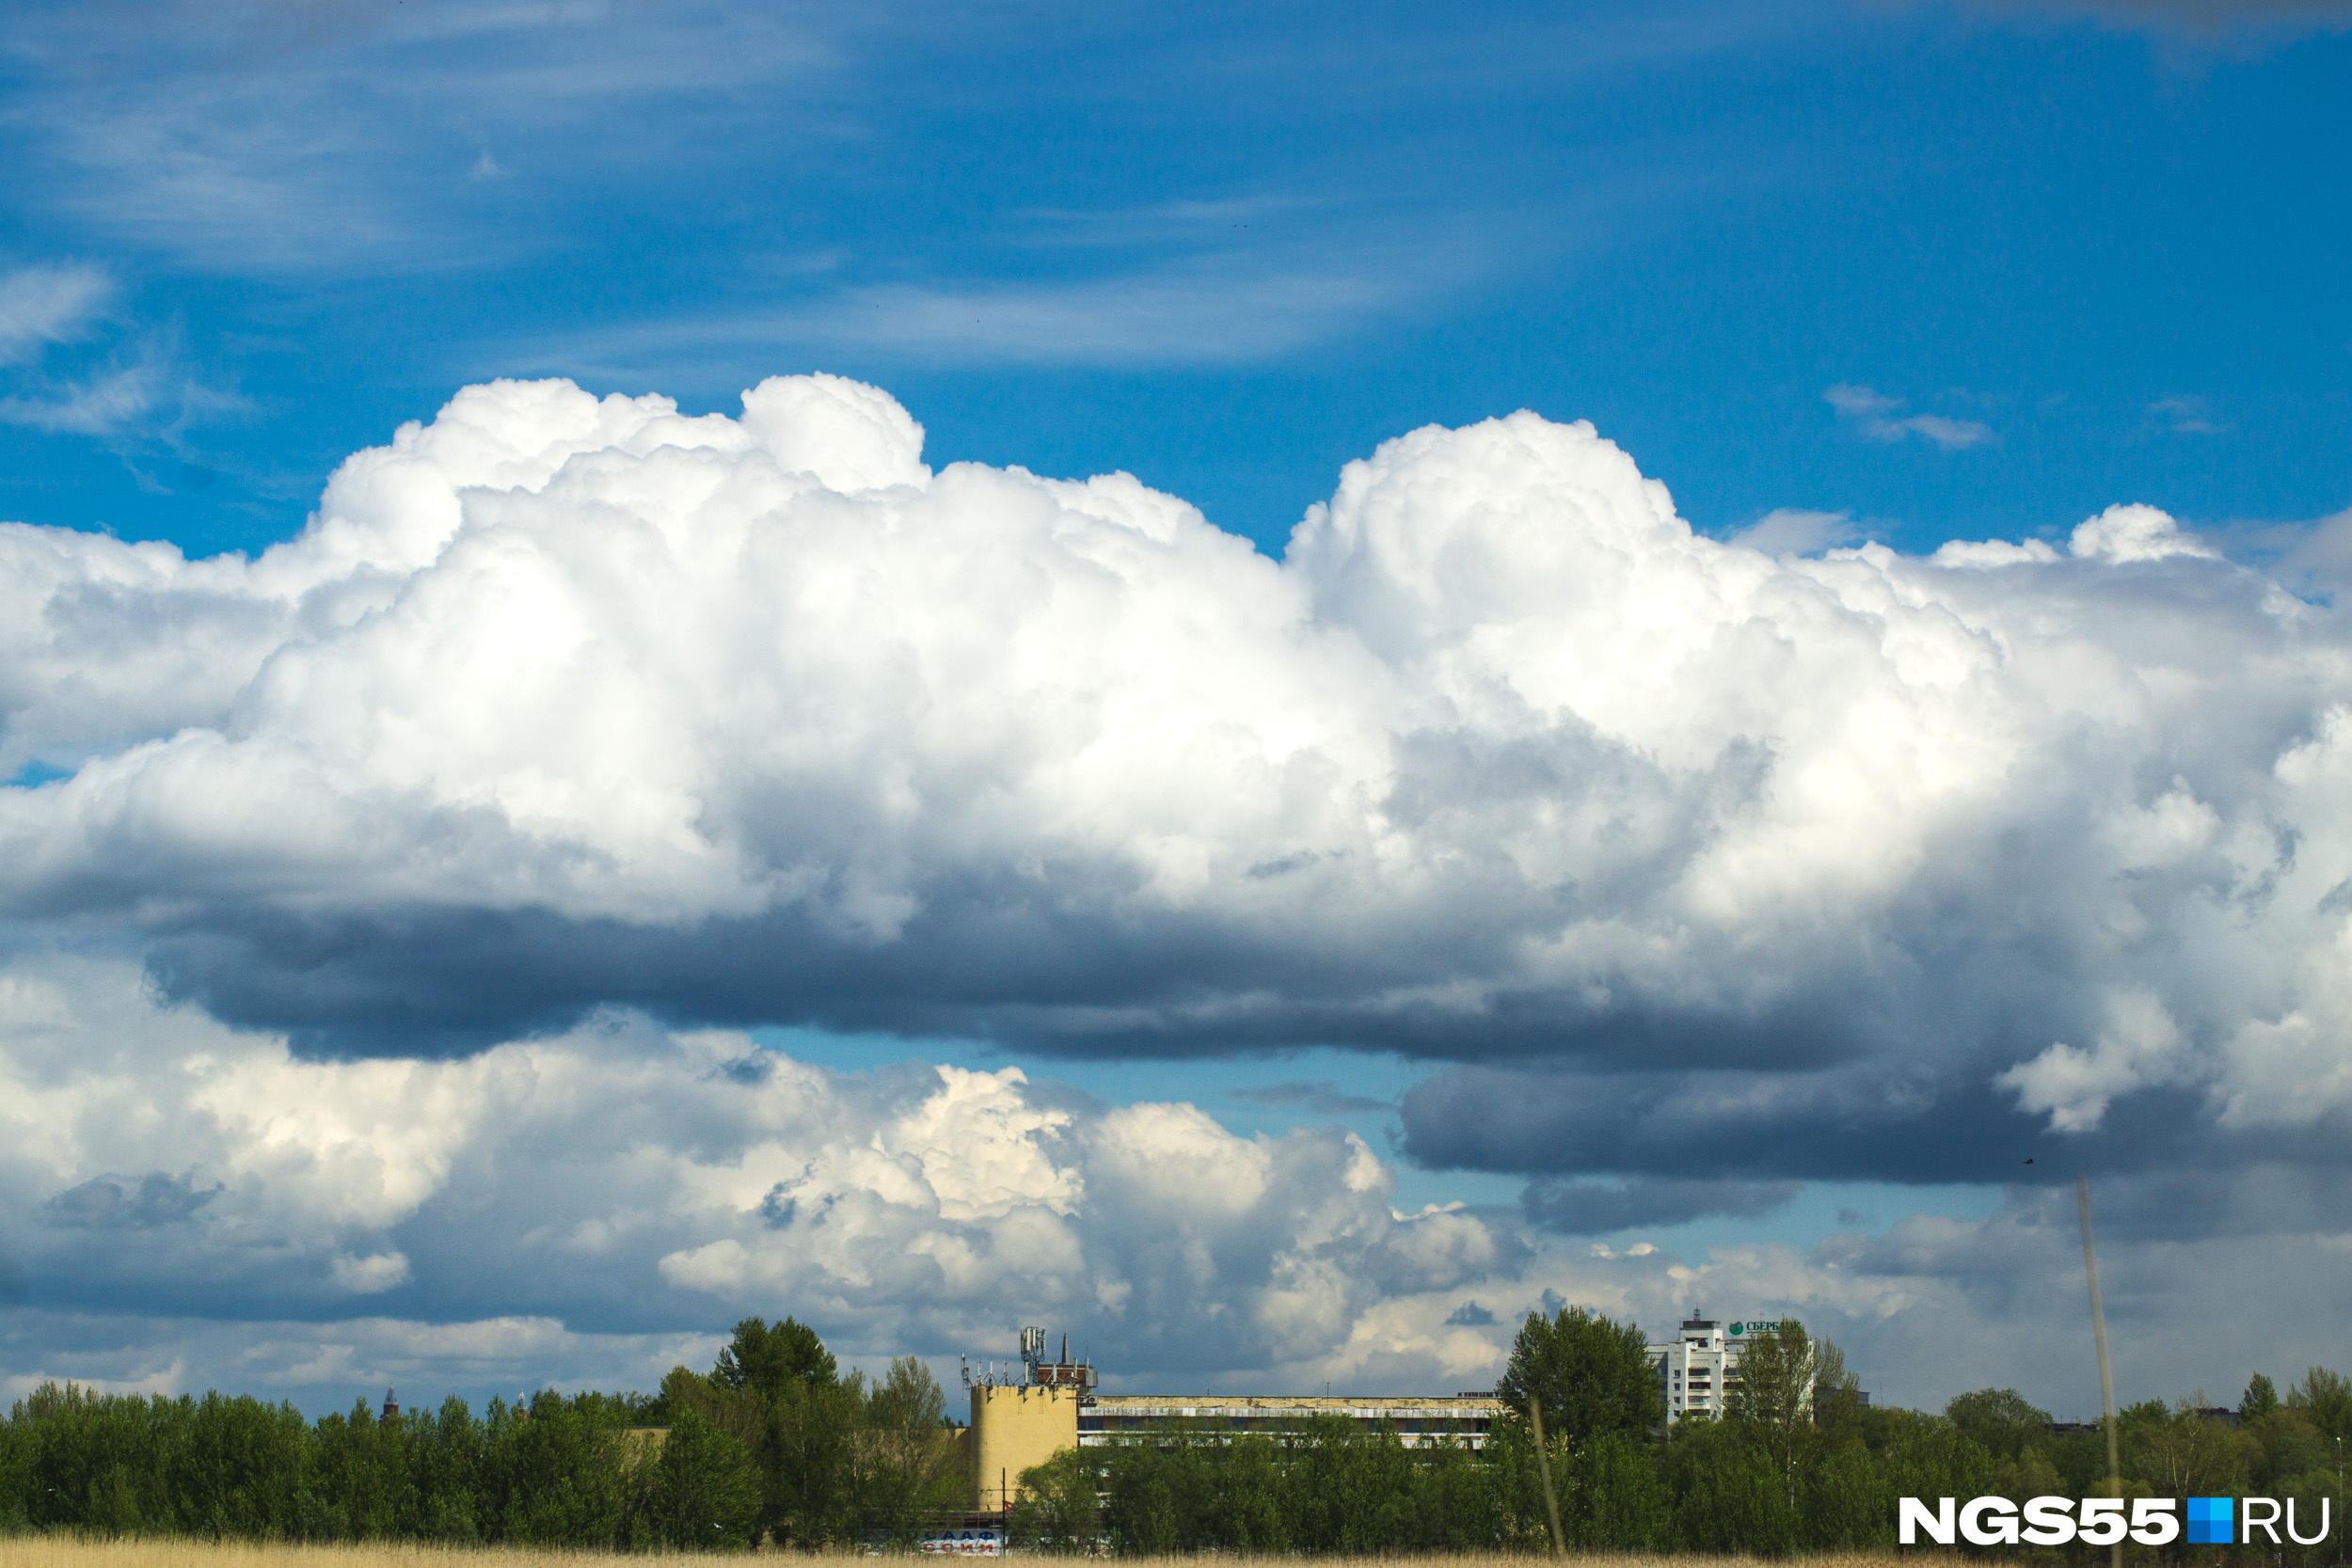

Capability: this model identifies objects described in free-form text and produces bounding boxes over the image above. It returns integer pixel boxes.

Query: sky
[2,0,2350,1422]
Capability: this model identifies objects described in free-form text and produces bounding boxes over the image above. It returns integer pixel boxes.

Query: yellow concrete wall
[968,1384,1082,1512]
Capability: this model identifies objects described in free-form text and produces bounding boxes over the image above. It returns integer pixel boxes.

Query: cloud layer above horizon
[0,950,1521,1396]
[6,372,2352,1403]
[8,373,2351,1173]
[5,948,2344,1418]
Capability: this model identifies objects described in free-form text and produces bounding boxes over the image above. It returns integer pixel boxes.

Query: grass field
[0,1548,679,1568]
[0,1546,1959,1568]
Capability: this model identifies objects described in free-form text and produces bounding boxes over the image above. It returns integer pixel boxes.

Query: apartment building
[1649,1311,1746,1424]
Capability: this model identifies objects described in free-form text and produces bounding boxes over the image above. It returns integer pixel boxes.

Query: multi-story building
[1646,1312,1870,1425]
[1649,1311,1747,1424]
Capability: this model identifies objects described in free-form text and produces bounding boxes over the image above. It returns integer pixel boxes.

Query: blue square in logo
[2186,1497,2233,1545]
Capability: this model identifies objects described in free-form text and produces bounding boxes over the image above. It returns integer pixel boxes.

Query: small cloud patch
[2149,395,2218,436]
[1728,508,1862,556]
[1824,384,1994,450]
[329,1252,412,1294]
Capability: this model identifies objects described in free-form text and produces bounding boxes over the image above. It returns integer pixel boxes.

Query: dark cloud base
[138,863,2352,1201]
[1521,1175,1804,1234]
[1406,1068,2352,1192]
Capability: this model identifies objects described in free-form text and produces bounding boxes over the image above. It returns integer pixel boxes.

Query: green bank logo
[1899,1497,2332,1547]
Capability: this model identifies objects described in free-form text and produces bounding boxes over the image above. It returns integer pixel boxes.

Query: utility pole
[1528,1399,1566,1557]
[2078,1174,2122,1568]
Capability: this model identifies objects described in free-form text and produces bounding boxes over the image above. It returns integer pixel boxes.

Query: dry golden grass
[0,1545,1972,1568]
[0,1545,750,1568]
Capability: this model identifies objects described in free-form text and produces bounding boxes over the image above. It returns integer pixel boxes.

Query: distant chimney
[379,1387,400,1425]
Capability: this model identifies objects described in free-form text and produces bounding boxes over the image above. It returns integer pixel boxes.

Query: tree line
[1018,1309,2350,1559]
[2,1307,2344,1556]
[0,1317,961,1549]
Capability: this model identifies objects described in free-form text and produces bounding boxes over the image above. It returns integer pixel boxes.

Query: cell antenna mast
[2077,1173,2122,1568]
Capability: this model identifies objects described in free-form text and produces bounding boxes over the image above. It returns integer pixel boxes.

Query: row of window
[1077,1415,1493,1433]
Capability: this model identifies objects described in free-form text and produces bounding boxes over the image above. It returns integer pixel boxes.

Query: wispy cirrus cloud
[1823,383,1994,449]
[1967,0,2352,40]
[727,271,1402,366]
[2148,394,2218,435]
[0,263,244,456]
[0,328,245,444]
[0,264,112,363]
[543,234,1459,372]
[9,1,838,274]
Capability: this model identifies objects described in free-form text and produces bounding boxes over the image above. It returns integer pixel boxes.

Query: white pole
[2078,1173,2122,1568]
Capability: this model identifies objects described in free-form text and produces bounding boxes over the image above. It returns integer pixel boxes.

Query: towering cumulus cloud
[3,372,2349,1206]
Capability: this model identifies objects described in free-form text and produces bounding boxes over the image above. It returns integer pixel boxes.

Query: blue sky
[3,0,2351,1417]
[7,2,2347,560]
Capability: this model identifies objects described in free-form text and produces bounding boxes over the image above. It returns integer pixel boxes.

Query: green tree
[850,1356,964,1544]
[1277,1414,1413,1552]
[1945,1387,2053,1460]
[2125,1397,2255,1502]
[2244,1404,2329,1495]
[1801,1438,1892,1549]
[0,1405,30,1530]
[658,1365,767,1457]
[1563,1430,1671,1547]
[1219,1433,1294,1550]
[767,1370,861,1543]
[310,1395,411,1538]
[1102,1431,1190,1554]
[489,1393,628,1545]
[2275,1464,2344,1567]
[1724,1319,1843,1505]
[1406,1436,1507,1550]
[674,1318,861,1544]
[641,1407,763,1549]
[1009,1447,1104,1553]
[1498,1304,1662,1446]
[164,1391,310,1538]
[2288,1367,2352,1442]
[2244,1372,2281,1421]
[713,1317,837,1401]
[404,1395,485,1542]
[1665,1415,1795,1553]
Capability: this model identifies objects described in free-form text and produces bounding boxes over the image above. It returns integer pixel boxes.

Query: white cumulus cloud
[1,371,2348,1192]
[0,950,1522,1393]
[1,949,2344,1412]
